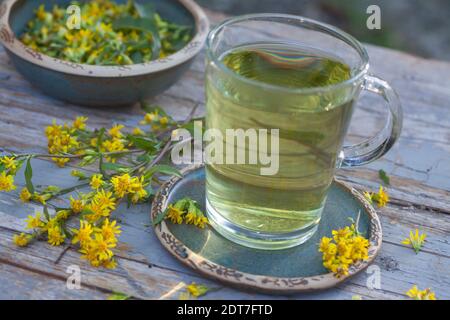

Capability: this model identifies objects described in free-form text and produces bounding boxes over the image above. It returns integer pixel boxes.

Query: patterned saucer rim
[151,164,382,294]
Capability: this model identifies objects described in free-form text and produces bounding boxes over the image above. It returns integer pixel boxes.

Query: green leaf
[79,155,97,167]
[107,292,131,300]
[152,208,168,226]
[145,184,154,196]
[43,206,50,221]
[378,170,390,186]
[113,16,161,59]
[136,153,154,163]
[101,162,129,173]
[127,136,158,152]
[130,51,143,64]
[145,165,182,179]
[126,194,133,209]
[24,157,34,194]
[134,2,155,18]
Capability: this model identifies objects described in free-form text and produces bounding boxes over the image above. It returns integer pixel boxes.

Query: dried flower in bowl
[20,0,193,66]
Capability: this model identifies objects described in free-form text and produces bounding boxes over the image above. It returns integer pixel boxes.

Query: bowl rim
[0,0,209,78]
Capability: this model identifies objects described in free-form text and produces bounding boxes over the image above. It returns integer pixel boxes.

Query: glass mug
[204,14,402,250]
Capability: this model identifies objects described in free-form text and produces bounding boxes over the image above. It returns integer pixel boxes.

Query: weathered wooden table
[0,10,449,300]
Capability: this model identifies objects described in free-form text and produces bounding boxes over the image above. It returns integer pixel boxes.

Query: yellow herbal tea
[205,42,354,248]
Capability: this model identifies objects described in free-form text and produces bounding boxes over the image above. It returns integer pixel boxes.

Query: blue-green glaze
[2,0,206,106]
[165,167,374,279]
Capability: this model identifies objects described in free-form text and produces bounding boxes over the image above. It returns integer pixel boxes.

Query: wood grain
[0,9,449,300]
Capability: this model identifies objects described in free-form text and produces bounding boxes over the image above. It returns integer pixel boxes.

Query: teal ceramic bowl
[0,0,209,106]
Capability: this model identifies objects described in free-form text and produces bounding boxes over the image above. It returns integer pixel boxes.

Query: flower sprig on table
[153,197,208,228]
[319,213,370,277]
[402,229,427,254]
[364,186,389,208]
[1,103,201,268]
[406,285,437,300]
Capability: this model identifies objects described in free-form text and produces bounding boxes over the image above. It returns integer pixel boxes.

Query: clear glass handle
[339,75,403,167]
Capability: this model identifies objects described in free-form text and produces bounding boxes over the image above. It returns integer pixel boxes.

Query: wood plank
[0,262,106,300]
[1,158,449,299]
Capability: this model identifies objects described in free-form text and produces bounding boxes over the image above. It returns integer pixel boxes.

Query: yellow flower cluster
[73,219,121,268]
[111,173,148,203]
[140,110,170,132]
[45,120,80,167]
[165,198,208,228]
[364,186,389,207]
[20,210,69,247]
[319,223,369,277]
[406,285,437,300]
[0,156,18,192]
[186,283,209,298]
[84,190,117,222]
[89,124,128,163]
[13,233,32,247]
[19,187,51,205]
[7,110,195,270]
[0,171,16,192]
[402,229,427,254]
[47,225,66,246]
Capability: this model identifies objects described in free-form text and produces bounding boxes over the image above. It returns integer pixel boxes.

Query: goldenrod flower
[36,4,46,21]
[111,173,133,198]
[103,258,117,270]
[84,201,109,223]
[97,219,121,243]
[402,229,427,254]
[56,210,71,220]
[406,285,437,300]
[102,138,126,162]
[46,120,79,167]
[108,124,125,139]
[0,171,16,192]
[186,283,209,298]
[376,186,389,207]
[364,186,389,208]
[70,196,84,214]
[167,205,184,224]
[33,192,51,205]
[42,217,58,232]
[90,174,104,190]
[132,127,145,136]
[47,226,65,246]
[159,116,169,126]
[72,220,93,246]
[332,226,352,242]
[72,116,88,130]
[319,221,369,277]
[91,233,116,261]
[185,212,197,225]
[141,112,158,125]
[0,156,18,172]
[25,213,43,230]
[20,188,32,202]
[195,216,209,229]
[92,189,117,212]
[129,176,148,204]
[13,233,30,247]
